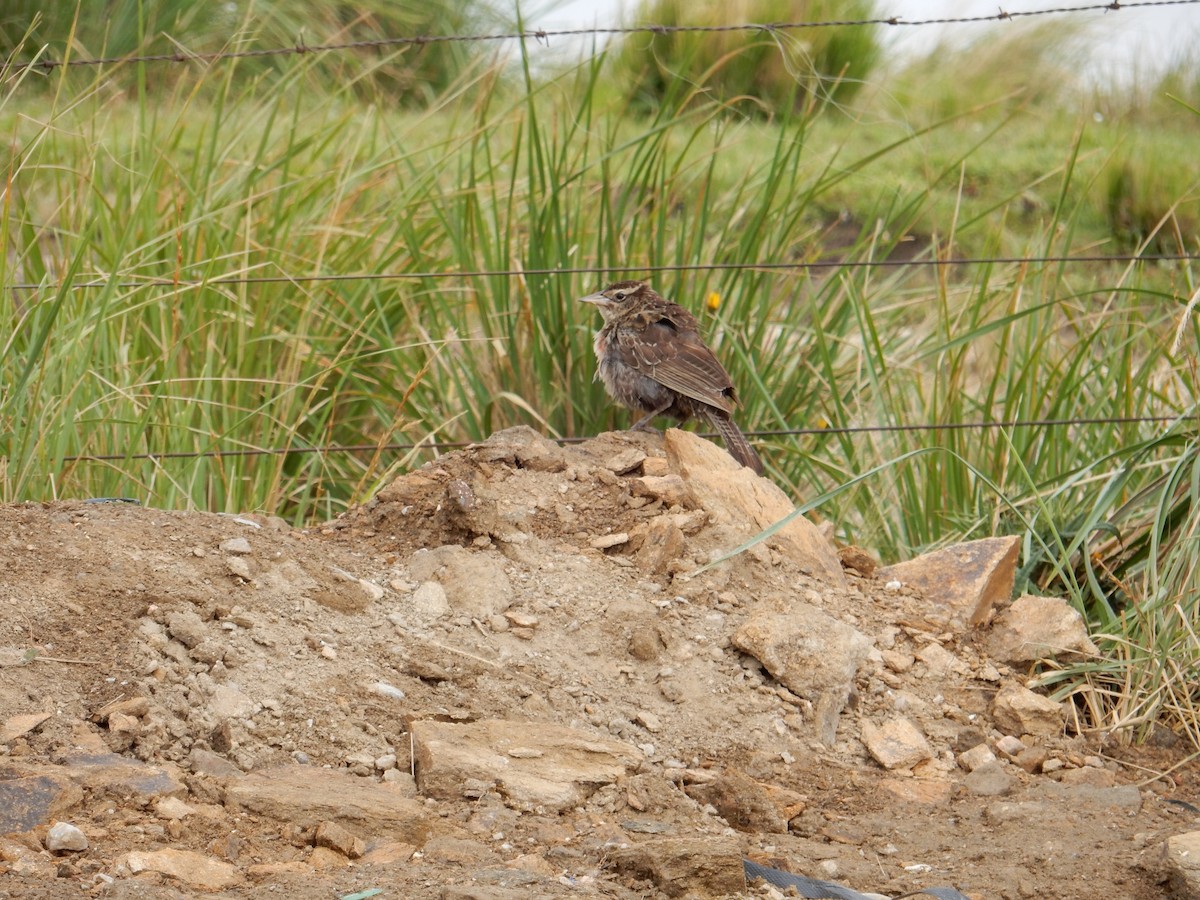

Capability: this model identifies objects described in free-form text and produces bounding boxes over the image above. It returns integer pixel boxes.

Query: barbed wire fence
[6,1,1200,72]
[57,416,1192,465]
[7,253,1200,295]
[8,1,1200,466]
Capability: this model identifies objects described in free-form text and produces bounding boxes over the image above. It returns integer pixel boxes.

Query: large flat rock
[223,765,433,843]
[411,718,641,811]
[61,752,187,802]
[125,847,242,891]
[878,536,1020,628]
[0,768,83,832]
[0,754,184,832]
[609,835,746,898]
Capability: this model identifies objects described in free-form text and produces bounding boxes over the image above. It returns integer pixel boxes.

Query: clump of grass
[1091,57,1200,252]
[611,0,880,118]
[866,20,1200,259]
[0,48,490,519]
[2,0,499,103]
[1029,429,1200,748]
[869,18,1098,125]
[1102,137,1200,254]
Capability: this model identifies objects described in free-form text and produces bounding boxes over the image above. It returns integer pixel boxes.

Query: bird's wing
[614,310,738,414]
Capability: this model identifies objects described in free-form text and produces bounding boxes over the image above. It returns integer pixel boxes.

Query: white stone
[369,681,406,701]
[375,753,398,771]
[46,822,88,852]
[590,533,630,549]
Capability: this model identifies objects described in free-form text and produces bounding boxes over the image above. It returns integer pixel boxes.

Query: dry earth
[2,426,1199,900]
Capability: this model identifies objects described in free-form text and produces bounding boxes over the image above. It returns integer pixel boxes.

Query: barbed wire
[9,252,1198,294]
[59,415,1185,464]
[9,1,1200,73]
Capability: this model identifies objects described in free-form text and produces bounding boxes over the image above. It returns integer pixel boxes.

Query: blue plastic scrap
[743,859,972,900]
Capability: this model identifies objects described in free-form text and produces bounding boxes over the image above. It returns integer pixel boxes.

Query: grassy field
[2,16,1199,744]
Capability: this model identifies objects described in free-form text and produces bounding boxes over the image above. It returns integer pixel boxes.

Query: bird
[578,280,764,475]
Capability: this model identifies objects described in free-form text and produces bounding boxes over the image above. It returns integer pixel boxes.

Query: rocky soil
[2,426,1200,899]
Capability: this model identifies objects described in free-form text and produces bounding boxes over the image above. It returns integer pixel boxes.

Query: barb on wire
[59,414,1185,464]
[6,1,1198,73]
[7,253,1198,294]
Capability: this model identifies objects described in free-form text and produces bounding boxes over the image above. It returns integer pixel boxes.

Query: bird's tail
[707,412,765,475]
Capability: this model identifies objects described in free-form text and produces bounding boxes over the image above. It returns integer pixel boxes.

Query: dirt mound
[1,427,1197,899]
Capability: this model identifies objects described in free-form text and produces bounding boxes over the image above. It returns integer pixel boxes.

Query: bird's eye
[614,291,627,301]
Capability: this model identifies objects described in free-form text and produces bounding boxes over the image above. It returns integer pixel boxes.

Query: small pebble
[375,753,397,771]
[505,610,539,629]
[590,533,629,550]
[635,711,661,732]
[218,537,252,555]
[369,681,406,701]
[358,579,385,601]
[994,735,1027,758]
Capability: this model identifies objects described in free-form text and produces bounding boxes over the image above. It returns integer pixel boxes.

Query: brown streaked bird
[579,280,764,475]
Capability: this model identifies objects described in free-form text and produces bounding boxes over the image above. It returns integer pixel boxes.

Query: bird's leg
[630,401,673,432]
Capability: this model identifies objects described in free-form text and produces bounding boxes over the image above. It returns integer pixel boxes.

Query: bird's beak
[578,291,608,307]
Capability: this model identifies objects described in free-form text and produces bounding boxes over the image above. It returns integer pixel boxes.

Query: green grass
[2,15,1199,745]
[1,0,498,102]
[610,0,880,117]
